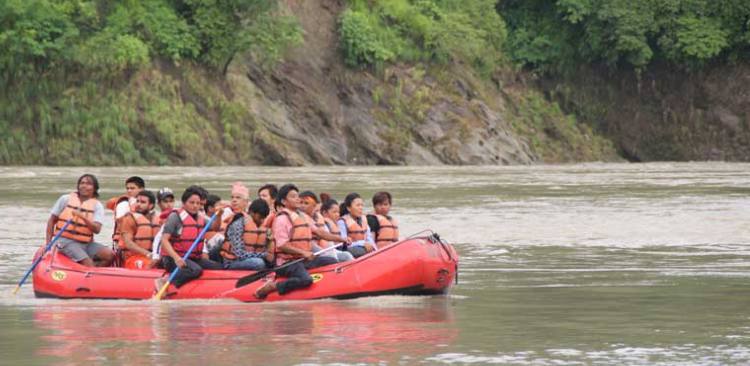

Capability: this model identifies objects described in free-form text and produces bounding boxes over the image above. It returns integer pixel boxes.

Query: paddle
[13,219,73,295]
[235,243,343,288]
[153,212,218,300]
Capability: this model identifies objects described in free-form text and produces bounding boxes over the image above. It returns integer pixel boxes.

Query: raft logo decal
[311,274,324,283]
[51,270,67,281]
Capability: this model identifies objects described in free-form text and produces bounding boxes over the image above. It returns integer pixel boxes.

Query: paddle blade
[153,281,170,300]
[235,269,270,288]
[12,285,20,295]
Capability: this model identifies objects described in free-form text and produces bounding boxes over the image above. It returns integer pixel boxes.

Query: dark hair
[249,199,270,218]
[319,192,332,204]
[299,190,318,203]
[339,192,361,217]
[137,190,156,205]
[185,185,208,200]
[76,174,100,198]
[125,176,145,189]
[372,191,392,206]
[206,194,221,208]
[181,187,203,203]
[258,184,278,199]
[321,199,338,213]
[275,184,298,208]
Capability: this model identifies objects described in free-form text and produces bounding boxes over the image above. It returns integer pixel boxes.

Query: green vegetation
[507,89,617,162]
[500,0,750,72]
[0,0,301,165]
[339,0,507,75]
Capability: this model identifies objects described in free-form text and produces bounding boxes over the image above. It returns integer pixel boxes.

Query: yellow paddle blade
[152,281,170,300]
[12,285,20,295]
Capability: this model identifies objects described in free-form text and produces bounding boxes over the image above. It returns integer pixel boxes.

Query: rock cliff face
[544,63,750,162]
[223,0,541,165]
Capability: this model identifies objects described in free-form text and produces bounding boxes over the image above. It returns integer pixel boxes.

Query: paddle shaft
[13,219,72,295]
[235,242,343,288]
[153,212,218,300]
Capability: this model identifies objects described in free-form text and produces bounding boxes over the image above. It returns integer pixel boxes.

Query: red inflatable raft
[32,233,458,302]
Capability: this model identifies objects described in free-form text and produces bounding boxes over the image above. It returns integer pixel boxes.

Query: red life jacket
[55,192,99,243]
[157,208,174,225]
[162,209,205,260]
[373,214,399,247]
[275,209,312,262]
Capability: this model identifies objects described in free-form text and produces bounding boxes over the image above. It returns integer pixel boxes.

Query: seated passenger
[45,174,114,267]
[155,187,222,291]
[107,176,145,251]
[337,193,376,258]
[203,194,227,255]
[299,191,353,263]
[258,184,278,213]
[220,184,273,270]
[149,187,174,269]
[254,184,338,299]
[258,184,278,228]
[156,187,175,225]
[320,199,341,236]
[366,191,400,247]
[119,190,159,269]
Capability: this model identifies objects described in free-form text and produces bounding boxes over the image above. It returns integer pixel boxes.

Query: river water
[1,163,749,365]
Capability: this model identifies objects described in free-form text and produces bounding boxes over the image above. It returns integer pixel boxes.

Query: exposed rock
[221,0,539,165]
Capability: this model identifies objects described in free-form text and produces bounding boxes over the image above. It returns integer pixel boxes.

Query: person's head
[299,190,318,216]
[372,191,393,216]
[135,190,156,214]
[186,185,208,211]
[248,199,270,226]
[125,176,145,197]
[319,192,332,204]
[180,187,203,215]
[258,184,278,208]
[205,194,221,216]
[157,187,175,211]
[76,174,99,199]
[340,192,363,217]
[321,199,340,221]
[230,182,250,213]
[276,184,299,210]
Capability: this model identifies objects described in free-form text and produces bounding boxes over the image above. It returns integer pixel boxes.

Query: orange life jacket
[162,209,205,260]
[220,213,269,260]
[373,214,399,247]
[275,209,312,262]
[323,217,340,237]
[119,212,159,259]
[262,211,277,229]
[55,192,99,243]
[309,212,330,248]
[342,214,368,242]
[108,195,134,244]
[206,211,232,242]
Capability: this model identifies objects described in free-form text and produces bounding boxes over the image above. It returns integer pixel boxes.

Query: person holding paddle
[155,187,222,292]
[254,184,338,299]
[45,174,114,267]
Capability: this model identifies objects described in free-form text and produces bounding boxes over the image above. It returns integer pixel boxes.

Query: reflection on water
[30,298,455,365]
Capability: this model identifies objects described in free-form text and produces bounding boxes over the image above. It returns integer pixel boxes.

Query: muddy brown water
[1,163,749,365]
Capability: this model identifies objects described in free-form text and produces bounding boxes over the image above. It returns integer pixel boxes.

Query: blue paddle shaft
[165,212,218,283]
[16,219,72,291]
